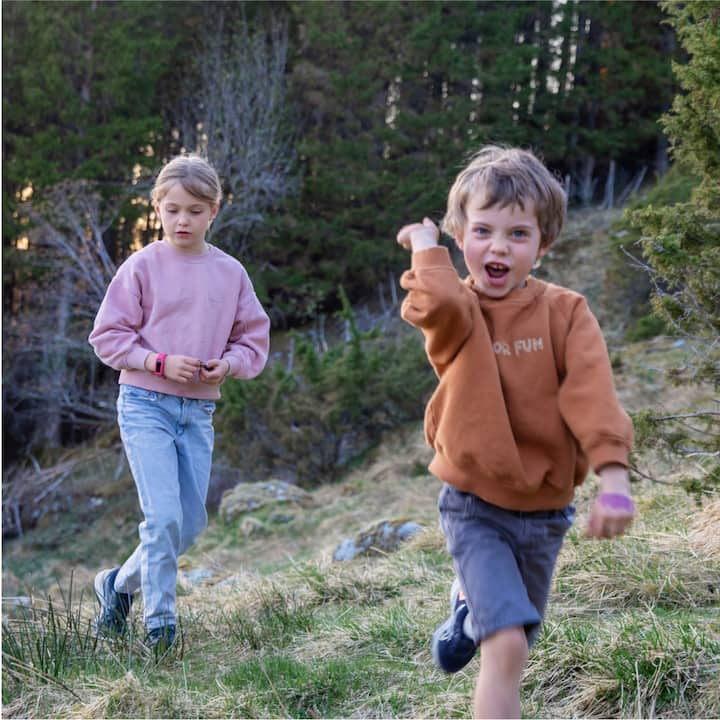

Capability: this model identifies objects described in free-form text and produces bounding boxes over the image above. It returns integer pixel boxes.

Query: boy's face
[456,192,548,299]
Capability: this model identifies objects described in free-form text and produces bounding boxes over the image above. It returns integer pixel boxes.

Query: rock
[240,516,265,536]
[177,566,215,590]
[184,568,214,585]
[333,519,424,562]
[219,479,313,522]
[268,512,294,525]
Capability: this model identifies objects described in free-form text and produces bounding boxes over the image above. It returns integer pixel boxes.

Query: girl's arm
[89,265,152,371]
[216,280,270,380]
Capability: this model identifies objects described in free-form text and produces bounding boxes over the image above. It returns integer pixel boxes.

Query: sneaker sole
[431,616,455,668]
[93,569,111,609]
[93,568,129,637]
[450,577,461,607]
[92,569,112,637]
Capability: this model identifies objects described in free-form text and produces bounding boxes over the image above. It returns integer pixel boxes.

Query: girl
[89,155,270,653]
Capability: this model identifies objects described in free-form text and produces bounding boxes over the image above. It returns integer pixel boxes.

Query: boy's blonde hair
[151,155,222,206]
[441,146,566,248]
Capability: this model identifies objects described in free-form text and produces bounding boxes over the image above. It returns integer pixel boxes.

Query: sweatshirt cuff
[223,355,242,378]
[587,441,631,473]
[410,245,452,269]
[126,346,152,372]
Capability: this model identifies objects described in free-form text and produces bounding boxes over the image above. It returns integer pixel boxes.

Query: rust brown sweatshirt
[401,246,634,511]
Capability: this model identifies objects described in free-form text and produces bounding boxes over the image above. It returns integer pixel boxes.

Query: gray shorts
[438,484,575,646]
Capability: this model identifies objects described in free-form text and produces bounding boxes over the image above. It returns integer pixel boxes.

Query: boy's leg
[113,387,183,631]
[516,505,576,645]
[472,506,573,717]
[438,486,543,646]
[174,399,215,555]
[442,521,536,717]
[475,625,528,719]
[438,485,558,717]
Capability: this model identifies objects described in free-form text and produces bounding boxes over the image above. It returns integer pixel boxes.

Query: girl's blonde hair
[441,146,566,248]
[151,155,222,206]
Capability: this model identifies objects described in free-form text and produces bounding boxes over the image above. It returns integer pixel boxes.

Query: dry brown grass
[688,497,720,561]
[4,205,719,719]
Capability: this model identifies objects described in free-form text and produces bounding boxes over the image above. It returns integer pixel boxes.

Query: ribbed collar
[465,274,547,307]
[156,238,216,263]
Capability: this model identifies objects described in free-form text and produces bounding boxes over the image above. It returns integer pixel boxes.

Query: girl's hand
[164,355,203,383]
[586,464,635,539]
[199,358,230,385]
[396,217,440,252]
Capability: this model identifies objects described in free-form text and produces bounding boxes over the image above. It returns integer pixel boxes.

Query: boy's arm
[586,463,634,538]
[556,297,635,538]
[397,219,472,374]
[557,296,634,470]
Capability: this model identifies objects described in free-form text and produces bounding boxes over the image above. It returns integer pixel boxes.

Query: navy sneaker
[147,624,176,656]
[431,578,478,673]
[93,567,134,636]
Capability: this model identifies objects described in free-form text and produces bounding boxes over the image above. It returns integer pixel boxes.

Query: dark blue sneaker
[93,567,134,636]
[147,624,176,656]
[431,578,478,673]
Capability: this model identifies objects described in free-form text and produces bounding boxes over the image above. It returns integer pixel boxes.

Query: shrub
[215,289,434,487]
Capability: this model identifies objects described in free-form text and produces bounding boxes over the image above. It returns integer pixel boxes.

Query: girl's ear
[209,203,220,222]
[454,235,464,251]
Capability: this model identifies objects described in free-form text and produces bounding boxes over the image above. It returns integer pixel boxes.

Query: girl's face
[154,182,219,254]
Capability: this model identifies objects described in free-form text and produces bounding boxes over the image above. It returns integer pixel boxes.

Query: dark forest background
[3,1,717,498]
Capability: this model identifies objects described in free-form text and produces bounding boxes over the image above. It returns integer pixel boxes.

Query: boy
[397,146,635,718]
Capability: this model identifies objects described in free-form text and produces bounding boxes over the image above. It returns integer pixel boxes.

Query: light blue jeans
[113,385,215,631]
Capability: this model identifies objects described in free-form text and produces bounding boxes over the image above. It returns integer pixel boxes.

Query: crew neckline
[158,238,215,263]
[466,275,546,305]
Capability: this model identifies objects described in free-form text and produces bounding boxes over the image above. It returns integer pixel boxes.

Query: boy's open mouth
[485,262,509,279]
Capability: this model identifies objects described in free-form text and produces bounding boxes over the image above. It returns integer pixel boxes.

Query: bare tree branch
[7,180,131,448]
[173,6,297,256]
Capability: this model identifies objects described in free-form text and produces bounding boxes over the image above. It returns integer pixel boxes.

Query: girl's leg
[474,625,528,719]
[113,387,183,631]
[175,399,215,554]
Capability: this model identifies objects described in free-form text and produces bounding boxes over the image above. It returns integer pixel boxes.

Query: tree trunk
[603,159,616,209]
[655,133,670,177]
[42,264,72,447]
[579,155,596,206]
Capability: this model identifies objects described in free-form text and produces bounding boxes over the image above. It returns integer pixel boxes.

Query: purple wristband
[599,492,635,513]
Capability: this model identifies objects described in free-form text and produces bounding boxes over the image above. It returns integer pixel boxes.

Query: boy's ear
[537,243,551,259]
[454,235,465,251]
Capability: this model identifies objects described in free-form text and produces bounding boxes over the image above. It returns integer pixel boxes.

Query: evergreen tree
[626,0,719,494]
[2,0,188,457]
[261,1,676,323]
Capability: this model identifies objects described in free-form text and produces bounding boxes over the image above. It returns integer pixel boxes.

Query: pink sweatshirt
[89,239,270,400]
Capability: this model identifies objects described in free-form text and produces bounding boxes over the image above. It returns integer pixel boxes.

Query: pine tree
[626,0,719,494]
[261,1,676,323]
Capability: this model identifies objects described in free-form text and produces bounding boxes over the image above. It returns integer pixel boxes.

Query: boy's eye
[512,229,528,238]
[473,227,490,235]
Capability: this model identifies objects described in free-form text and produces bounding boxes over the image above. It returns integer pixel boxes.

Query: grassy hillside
[3,210,719,718]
